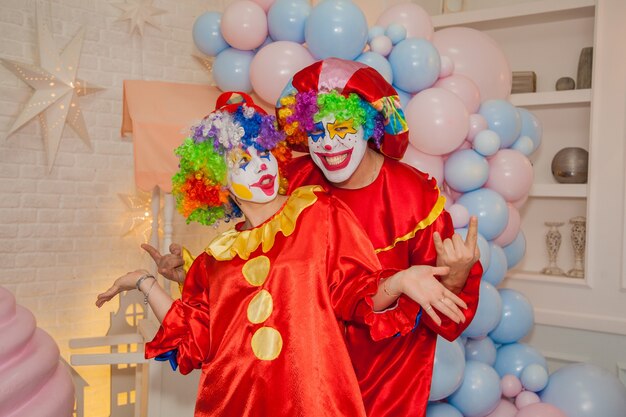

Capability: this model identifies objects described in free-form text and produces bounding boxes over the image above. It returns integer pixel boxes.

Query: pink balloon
[448,203,470,228]
[514,403,567,417]
[250,41,315,105]
[251,0,275,12]
[221,0,268,50]
[494,204,521,246]
[376,3,433,40]
[467,113,488,142]
[400,144,444,185]
[406,88,469,156]
[486,149,534,202]
[433,27,512,101]
[439,55,454,78]
[511,194,529,209]
[434,74,481,114]
[370,35,393,56]
[501,374,523,398]
[441,190,454,209]
[515,391,540,409]
[485,399,518,417]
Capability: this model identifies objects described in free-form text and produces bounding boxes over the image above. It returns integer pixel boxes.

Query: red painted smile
[314,149,353,171]
[251,174,276,196]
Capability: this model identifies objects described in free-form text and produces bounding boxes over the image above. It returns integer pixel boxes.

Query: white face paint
[307,115,367,184]
[227,145,279,203]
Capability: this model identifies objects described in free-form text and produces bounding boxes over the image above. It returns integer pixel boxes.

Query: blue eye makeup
[308,121,325,142]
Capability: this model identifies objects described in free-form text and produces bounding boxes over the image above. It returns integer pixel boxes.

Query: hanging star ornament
[118,191,157,242]
[1,3,103,172]
[111,0,166,37]
[192,54,216,85]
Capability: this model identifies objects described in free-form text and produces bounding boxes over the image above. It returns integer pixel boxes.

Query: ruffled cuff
[362,293,422,342]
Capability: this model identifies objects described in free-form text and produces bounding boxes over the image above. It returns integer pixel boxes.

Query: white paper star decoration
[118,192,156,242]
[111,0,166,37]
[1,3,103,172]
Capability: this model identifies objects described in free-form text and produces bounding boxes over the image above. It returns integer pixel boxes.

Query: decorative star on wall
[111,0,166,37]
[1,3,103,172]
[118,192,156,242]
[192,54,215,84]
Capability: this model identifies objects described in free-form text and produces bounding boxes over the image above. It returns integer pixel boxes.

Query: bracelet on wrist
[142,279,157,305]
[382,278,400,297]
[135,273,155,292]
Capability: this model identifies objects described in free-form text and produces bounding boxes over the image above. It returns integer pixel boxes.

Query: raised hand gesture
[141,243,186,283]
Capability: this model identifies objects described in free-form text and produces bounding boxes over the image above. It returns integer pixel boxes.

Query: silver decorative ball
[551,147,588,183]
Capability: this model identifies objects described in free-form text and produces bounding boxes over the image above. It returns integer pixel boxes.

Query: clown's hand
[433,216,480,294]
[141,243,185,283]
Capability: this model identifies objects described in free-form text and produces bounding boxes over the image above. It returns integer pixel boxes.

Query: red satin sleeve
[410,211,482,341]
[144,252,212,375]
[325,197,421,341]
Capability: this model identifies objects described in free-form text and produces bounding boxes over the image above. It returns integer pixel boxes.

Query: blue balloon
[448,361,502,417]
[478,100,522,148]
[518,108,542,151]
[385,23,407,45]
[502,230,526,269]
[394,86,413,108]
[304,0,368,60]
[268,0,311,43]
[510,135,535,156]
[456,188,509,240]
[444,149,489,193]
[482,243,508,287]
[355,52,393,85]
[368,25,385,43]
[473,130,501,156]
[465,337,497,366]
[494,342,547,378]
[192,12,229,56]
[462,281,502,339]
[520,363,548,392]
[426,402,464,417]
[212,48,254,92]
[541,363,626,417]
[388,38,440,93]
[489,288,534,344]
[429,336,466,401]
[454,227,490,269]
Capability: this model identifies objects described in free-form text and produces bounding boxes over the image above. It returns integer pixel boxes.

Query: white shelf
[506,270,589,287]
[510,89,592,107]
[432,0,595,29]
[530,183,587,198]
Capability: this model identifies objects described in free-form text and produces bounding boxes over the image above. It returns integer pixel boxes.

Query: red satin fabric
[145,189,419,417]
[287,156,482,417]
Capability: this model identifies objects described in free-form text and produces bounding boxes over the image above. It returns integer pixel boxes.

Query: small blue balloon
[429,336,466,401]
[473,130,501,156]
[304,0,368,60]
[489,288,534,344]
[268,0,311,43]
[385,23,407,45]
[462,281,502,339]
[502,230,526,269]
[478,100,522,148]
[192,12,229,56]
[448,361,502,417]
[465,337,497,366]
[456,188,509,241]
[368,25,385,43]
[483,243,508,287]
[518,108,542,151]
[444,149,489,193]
[541,363,626,417]
[494,342,547,378]
[212,48,254,92]
[355,52,393,85]
[388,38,440,93]
[454,227,490,269]
[426,402,464,417]
[520,363,549,392]
[394,86,413,108]
[510,135,535,156]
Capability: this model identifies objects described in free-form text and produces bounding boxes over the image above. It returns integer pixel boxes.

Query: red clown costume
[279,59,483,417]
[144,93,423,417]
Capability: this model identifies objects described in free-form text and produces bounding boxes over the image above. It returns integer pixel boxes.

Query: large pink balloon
[250,41,315,105]
[486,149,534,202]
[251,0,275,12]
[494,204,521,247]
[434,74,482,113]
[433,27,512,101]
[501,374,523,398]
[400,144,444,185]
[376,3,433,40]
[406,88,469,156]
[221,0,268,50]
[485,399,518,417]
[514,403,567,417]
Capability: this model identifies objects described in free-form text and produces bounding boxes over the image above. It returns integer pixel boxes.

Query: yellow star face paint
[326,119,357,140]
